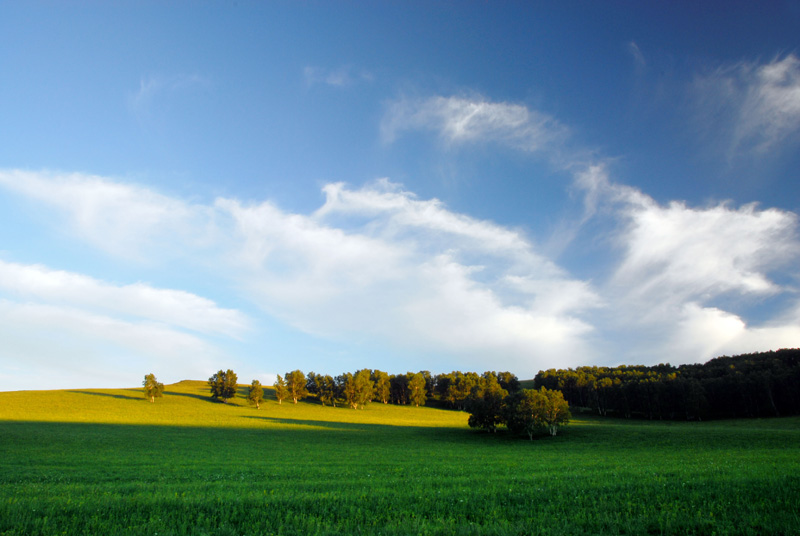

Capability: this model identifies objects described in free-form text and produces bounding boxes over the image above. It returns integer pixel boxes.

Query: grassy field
[1,381,799,535]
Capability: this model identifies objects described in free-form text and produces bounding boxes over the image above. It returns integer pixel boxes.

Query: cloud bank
[2,160,798,390]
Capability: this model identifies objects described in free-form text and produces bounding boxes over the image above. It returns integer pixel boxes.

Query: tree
[273,376,288,405]
[142,373,164,403]
[317,374,337,406]
[208,369,238,403]
[306,372,320,396]
[505,387,571,440]
[247,379,264,409]
[343,369,374,409]
[285,370,308,404]
[540,387,571,436]
[505,389,547,440]
[408,372,427,407]
[372,370,391,404]
[466,374,508,432]
[389,374,409,405]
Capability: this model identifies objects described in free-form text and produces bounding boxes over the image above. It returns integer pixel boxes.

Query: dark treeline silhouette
[534,349,800,420]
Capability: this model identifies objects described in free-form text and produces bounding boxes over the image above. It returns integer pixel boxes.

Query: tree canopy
[534,349,800,420]
[208,369,238,403]
[142,373,164,403]
[247,379,264,409]
[273,375,289,405]
[285,370,308,404]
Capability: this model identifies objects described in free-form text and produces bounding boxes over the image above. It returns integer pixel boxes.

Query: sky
[1,2,800,391]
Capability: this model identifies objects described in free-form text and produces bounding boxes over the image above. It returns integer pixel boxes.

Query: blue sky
[1,2,799,390]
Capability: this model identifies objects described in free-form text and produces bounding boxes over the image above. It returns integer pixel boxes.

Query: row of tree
[144,368,570,440]
[534,349,800,420]
[269,369,522,411]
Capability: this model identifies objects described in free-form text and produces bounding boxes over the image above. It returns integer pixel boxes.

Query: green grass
[1,381,799,535]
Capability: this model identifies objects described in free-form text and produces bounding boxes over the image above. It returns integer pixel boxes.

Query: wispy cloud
[219,178,598,369]
[381,95,568,152]
[0,299,224,390]
[574,164,800,363]
[0,170,600,376]
[304,65,373,88]
[0,260,248,337]
[0,169,214,261]
[130,73,206,106]
[2,166,798,383]
[627,41,646,69]
[692,54,800,157]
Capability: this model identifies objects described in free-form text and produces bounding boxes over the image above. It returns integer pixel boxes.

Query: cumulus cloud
[381,95,568,152]
[692,54,800,157]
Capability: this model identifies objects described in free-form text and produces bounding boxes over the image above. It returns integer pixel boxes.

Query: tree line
[534,349,800,420]
[142,368,571,440]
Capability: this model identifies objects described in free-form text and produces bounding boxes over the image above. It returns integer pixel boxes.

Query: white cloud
[573,164,800,365]
[2,168,797,386]
[217,179,599,372]
[692,54,800,156]
[381,95,568,152]
[0,300,222,390]
[0,169,214,260]
[0,260,248,337]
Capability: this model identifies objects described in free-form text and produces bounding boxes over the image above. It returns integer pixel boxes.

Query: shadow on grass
[163,390,218,403]
[68,390,143,401]
[241,415,372,431]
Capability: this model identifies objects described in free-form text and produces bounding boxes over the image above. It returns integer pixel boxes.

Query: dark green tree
[142,373,164,403]
[466,374,508,432]
[247,379,264,409]
[505,387,571,439]
[306,371,320,396]
[208,369,238,403]
[273,375,288,405]
[317,374,337,406]
[285,370,308,404]
[505,389,547,440]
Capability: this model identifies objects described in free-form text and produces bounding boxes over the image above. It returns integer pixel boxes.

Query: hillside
[0,380,469,429]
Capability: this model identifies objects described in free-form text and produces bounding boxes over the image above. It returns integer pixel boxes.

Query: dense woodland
[534,349,800,420]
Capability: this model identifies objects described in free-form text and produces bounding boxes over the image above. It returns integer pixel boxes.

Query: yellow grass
[0,380,469,429]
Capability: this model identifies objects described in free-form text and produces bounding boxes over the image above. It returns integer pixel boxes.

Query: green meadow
[1,381,799,535]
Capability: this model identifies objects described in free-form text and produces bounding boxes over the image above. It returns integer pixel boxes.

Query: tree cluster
[534,349,800,420]
[458,372,571,438]
[208,369,238,403]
